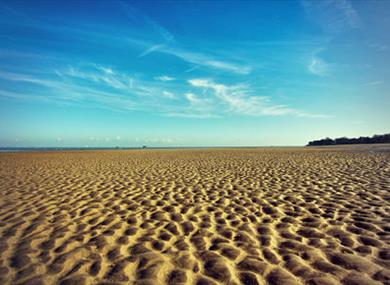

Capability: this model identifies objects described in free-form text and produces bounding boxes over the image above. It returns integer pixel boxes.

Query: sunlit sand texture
[0,147,389,285]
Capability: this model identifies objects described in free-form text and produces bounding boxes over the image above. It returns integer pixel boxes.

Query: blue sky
[0,0,389,147]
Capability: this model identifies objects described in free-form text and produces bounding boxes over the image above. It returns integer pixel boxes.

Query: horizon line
[0,145,305,151]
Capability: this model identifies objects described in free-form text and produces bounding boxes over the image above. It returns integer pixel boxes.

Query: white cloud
[161,48,251,74]
[166,112,221,119]
[184,92,213,110]
[0,49,53,59]
[0,65,187,115]
[139,44,166,57]
[98,66,114,74]
[161,137,174,143]
[185,92,201,105]
[332,0,360,28]
[0,68,138,110]
[295,112,333,119]
[162,91,175,98]
[137,41,251,74]
[308,56,330,76]
[142,137,175,144]
[189,79,226,92]
[119,1,174,50]
[189,79,275,115]
[301,0,360,33]
[361,80,383,86]
[0,71,59,88]
[367,42,388,52]
[0,64,329,120]
[26,4,251,76]
[155,75,175,81]
[188,78,328,118]
[65,66,132,90]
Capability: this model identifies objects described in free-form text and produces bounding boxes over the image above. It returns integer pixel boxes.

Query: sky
[0,0,389,147]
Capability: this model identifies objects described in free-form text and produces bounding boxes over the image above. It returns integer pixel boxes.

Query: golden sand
[0,147,389,285]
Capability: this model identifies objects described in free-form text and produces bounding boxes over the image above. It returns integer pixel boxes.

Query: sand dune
[0,147,389,285]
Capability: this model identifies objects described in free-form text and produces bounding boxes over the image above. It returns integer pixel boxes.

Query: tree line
[307,133,390,146]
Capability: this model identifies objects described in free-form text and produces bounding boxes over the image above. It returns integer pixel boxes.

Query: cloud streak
[138,44,166,57]
[116,2,252,74]
[1,2,252,76]
[162,91,175,98]
[188,79,330,118]
[301,0,360,34]
[308,56,330,76]
[0,3,329,120]
[361,80,383,86]
[152,47,252,74]
[155,75,175,81]
[0,65,330,119]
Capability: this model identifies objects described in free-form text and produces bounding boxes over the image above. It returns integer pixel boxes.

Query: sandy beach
[0,147,389,285]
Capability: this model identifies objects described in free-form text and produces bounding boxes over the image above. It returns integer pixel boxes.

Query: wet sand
[0,147,389,285]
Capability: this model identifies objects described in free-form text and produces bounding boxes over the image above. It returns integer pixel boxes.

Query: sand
[0,147,389,285]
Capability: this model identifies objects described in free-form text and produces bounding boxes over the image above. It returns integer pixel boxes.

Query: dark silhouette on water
[307,133,390,146]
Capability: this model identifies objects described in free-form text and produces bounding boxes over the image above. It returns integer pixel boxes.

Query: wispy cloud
[189,79,290,116]
[367,41,388,52]
[0,63,330,119]
[155,75,175,81]
[332,0,360,28]
[0,89,36,100]
[166,112,221,119]
[188,79,330,118]
[139,43,166,57]
[162,91,175,98]
[118,0,173,42]
[361,80,383,86]
[137,41,252,74]
[301,0,360,33]
[1,2,252,76]
[155,47,252,74]
[118,3,252,74]
[308,56,330,76]
[185,92,203,105]
[95,65,114,75]
[0,71,80,94]
[63,67,131,90]
[0,49,53,59]
[0,2,330,121]
[118,1,176,59]
[133,32,251,74]
[0,66,155,110]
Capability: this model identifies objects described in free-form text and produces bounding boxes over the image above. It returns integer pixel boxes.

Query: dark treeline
[307,133,390,146]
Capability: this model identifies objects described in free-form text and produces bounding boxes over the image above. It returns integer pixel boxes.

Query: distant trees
[307,133,390,146]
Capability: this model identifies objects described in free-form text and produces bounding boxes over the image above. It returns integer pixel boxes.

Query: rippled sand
[0,147,389,285]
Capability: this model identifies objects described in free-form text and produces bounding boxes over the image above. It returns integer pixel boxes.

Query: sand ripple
[0,148,389,284]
